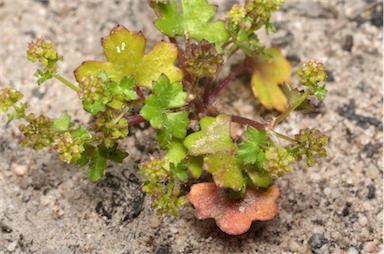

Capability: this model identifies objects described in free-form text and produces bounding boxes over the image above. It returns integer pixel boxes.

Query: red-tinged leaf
[246,47,292,112]
[187,183,280,235]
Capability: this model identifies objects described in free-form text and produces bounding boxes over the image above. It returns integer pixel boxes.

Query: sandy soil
[0,0,382,253]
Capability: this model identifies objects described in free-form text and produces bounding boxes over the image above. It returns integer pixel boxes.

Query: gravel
[0,0,382,253]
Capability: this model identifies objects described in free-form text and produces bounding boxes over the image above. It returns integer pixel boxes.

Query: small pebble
[363,240,378,253]
[309,233,328,250]
[7,241,17,252]
[169,226,178,234]
[289,240,301,252]
[12,164,28,176]
[358,216,368,227]
[365,163,379,179]
[360,228,369,239]
[324,187,331,196]
[150,216,161,228]
[310,172,321,181]
[40,195,52,206]
[331,245,344,254]
[19,177,30,190]
[367,184,375,199]
[347,247,358,254]
[313,226,325,234]
[52,205,65,218]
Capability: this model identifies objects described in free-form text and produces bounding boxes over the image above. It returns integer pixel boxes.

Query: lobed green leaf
[141,75,189,148]
[237,127,268,168]
[154,0,229,52]
[183,114,237,156]
[51,112,71,131]
[87,146,108,182]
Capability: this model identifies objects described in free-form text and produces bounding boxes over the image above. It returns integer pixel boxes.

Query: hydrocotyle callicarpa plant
[0,0,329,235]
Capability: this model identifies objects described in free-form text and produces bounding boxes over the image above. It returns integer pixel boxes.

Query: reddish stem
[192,96,206,115]
[203,78,214,104]
[127,115,147,126]
[134,87,145,102]
[206,64,245,106]
[230,115,267,130]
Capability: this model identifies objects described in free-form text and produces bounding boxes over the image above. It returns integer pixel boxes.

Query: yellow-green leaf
[183,114,237,156]
[74,25,183,89]
[205,152,244,192]
[247,47,291,112]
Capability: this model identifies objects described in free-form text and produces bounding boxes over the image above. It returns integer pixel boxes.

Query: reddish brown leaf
[187,182,280,235]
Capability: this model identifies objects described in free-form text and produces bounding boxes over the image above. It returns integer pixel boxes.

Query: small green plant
[1,0,328,235]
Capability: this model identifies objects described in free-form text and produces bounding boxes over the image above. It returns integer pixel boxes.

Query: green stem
[166,179,174,198]
[112,107,129,125]
[273,90,310,126]
[272,131,297,143]
[226,43,239,59]
[53,73,80,92]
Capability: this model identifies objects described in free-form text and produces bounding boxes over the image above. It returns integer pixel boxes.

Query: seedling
[0,0,328,235]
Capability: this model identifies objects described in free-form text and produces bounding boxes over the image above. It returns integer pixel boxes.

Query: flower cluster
[78,75,109,104]
[19,113,55,150]
[245,0,285,31]
[53,132,85,163]
[182,40,224,78]
[226,4,247,26]
[27,38,63,84]
[297,60,327,87]
[27,38,61,68]
[0,88,23,112]
[0,88,27,123]
[140,158,187,216]
[288,128,328,167]
[264,146,294,176]
[297,60,327,102]
[226,0,284,56]
[90,109,129,148]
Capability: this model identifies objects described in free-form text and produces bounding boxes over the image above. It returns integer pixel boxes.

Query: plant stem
[134,87,145,102]
[112,107,130,125]
[127,115,147,126]
[230,115,267,130]
[272,131,297,143]
[203,78,213,104]
[53,73,80,92]
[273,90,310,126]
[206,64,245,106]
[166,179,174,198]
[226,43,239,59]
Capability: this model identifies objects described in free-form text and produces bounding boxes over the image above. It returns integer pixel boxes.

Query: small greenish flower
[183,40,224,78]
[288,128,328,167]
[90,109,128,148]
[0,88,23,112]
[297,60,327,87]
[245,0,284,30]
[264,146,294,176]
[227,4,247,26]
[19,113,55,150]
[140,158,187,216]
[297,60,327,102]
[53,132,85,163]
[27,38,61,67]
[77,75,107,103]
